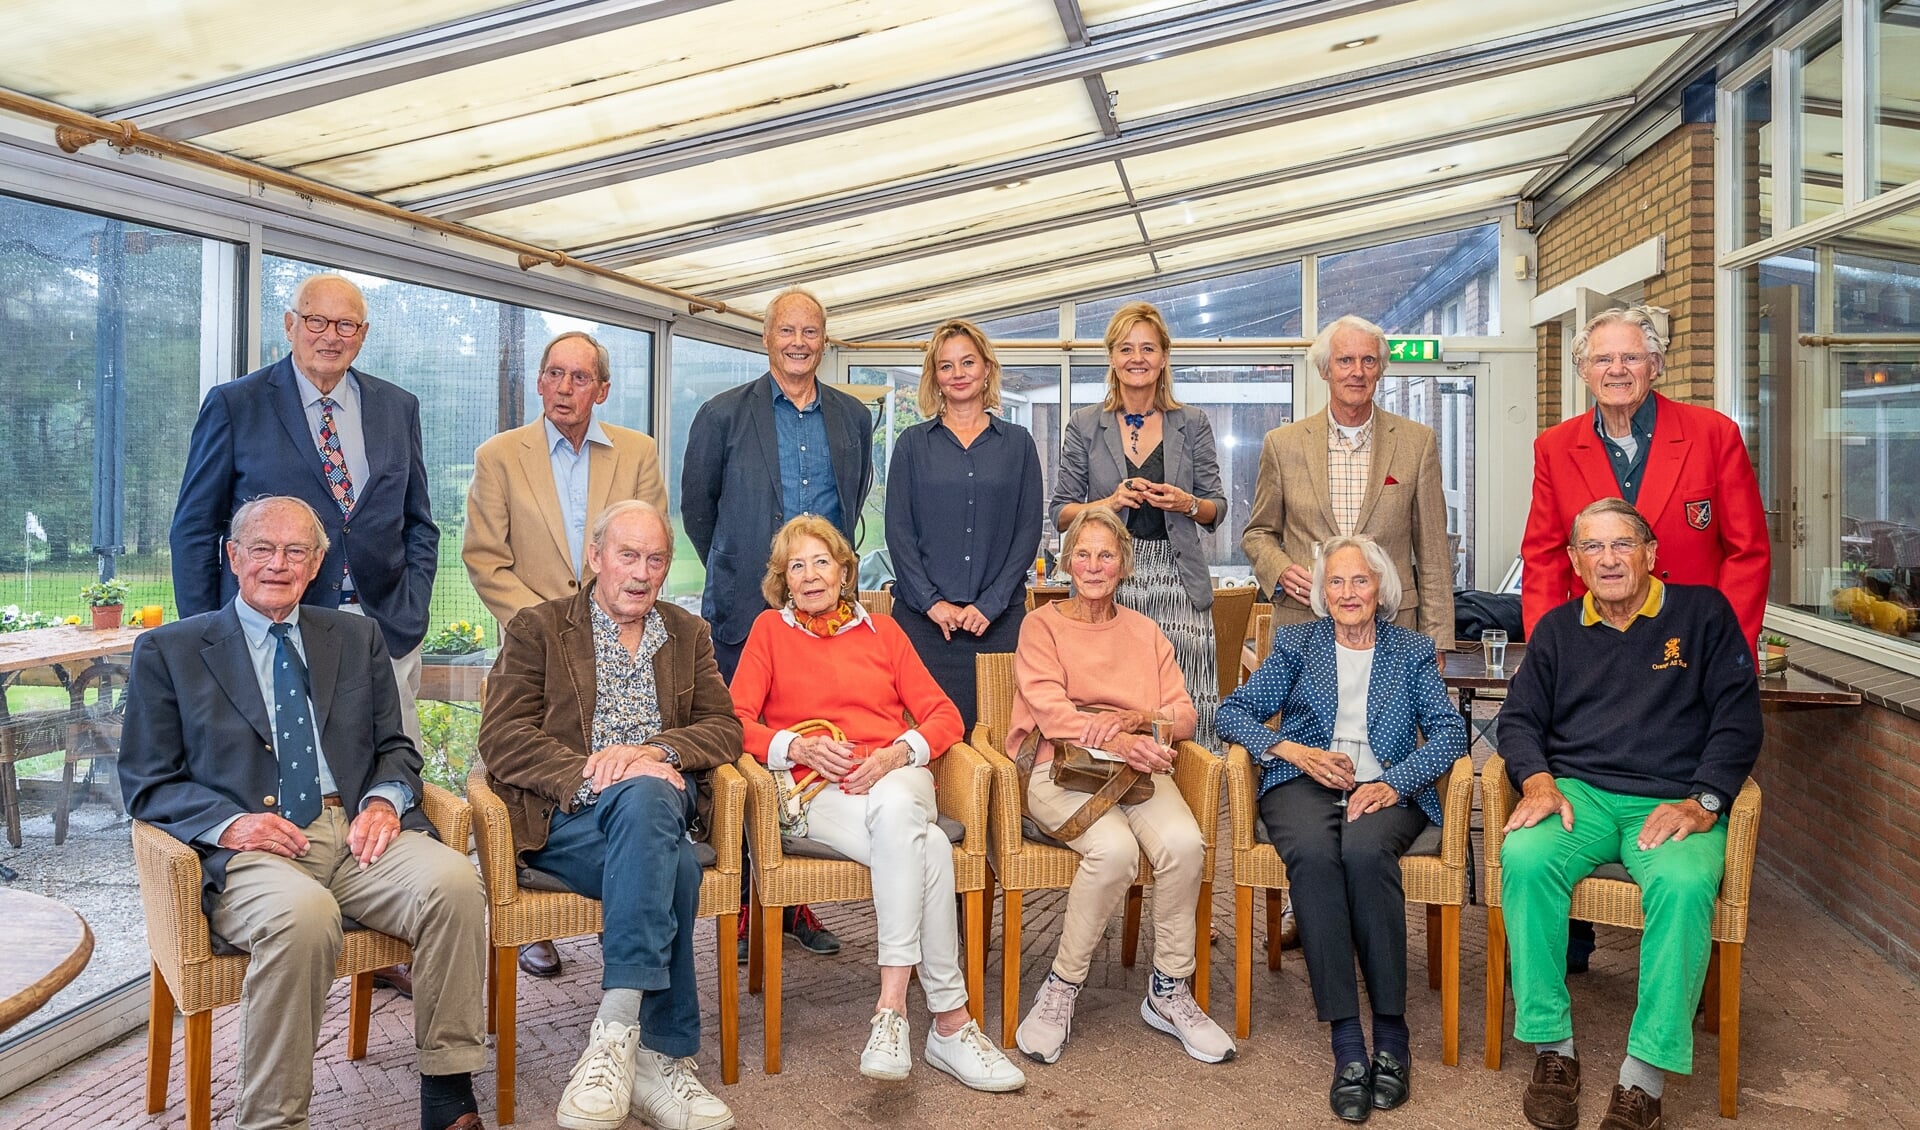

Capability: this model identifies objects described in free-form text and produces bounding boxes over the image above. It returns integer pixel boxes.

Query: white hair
[1308,314,1390,379]
[1309,533,1402,620]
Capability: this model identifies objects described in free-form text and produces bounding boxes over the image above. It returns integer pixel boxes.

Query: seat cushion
[518,839,719,893]
[1019,815,1071,850]
[1253,814,1442,858]
[1588,862,1633,883]
[780,814,964,862]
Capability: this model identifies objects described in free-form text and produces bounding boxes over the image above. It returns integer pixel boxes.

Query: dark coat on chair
[169,356,440,656]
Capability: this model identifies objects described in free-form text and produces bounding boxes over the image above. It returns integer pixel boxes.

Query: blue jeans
[527,774,703,1058]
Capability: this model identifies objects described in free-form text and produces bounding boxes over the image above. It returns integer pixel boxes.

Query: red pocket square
[1383,475,1400,485]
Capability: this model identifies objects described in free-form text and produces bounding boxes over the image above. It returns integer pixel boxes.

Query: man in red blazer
[1522,307,1770,650]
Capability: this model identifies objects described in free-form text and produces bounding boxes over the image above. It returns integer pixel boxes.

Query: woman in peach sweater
[1007,508,1235,1068]
[731,515,1023,1093]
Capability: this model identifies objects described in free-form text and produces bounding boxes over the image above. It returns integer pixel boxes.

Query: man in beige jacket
[1242,315,1455,650]
[463,330,668,978]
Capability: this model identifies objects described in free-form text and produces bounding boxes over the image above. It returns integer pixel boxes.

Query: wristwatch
[1185,497,1200,517]
[1688,789,1723,814]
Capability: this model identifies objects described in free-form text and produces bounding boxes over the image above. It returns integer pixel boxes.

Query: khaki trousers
[1026,771,1205,983]
[208,806,487,1130]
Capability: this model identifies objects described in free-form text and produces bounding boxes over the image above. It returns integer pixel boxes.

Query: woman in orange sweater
[731,515,1024,1093]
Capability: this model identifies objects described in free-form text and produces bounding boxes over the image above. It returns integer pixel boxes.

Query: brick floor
[5,838,1920,1129]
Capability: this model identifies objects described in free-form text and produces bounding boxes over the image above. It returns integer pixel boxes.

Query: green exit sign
[1386,336,1442,362]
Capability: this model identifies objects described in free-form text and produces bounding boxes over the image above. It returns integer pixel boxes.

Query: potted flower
[1759,634,1790,676]
[79,578,131,631]
[421,619,489,665]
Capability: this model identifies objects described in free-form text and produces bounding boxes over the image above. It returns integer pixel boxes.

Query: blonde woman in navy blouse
[1216,533,1465,1123]
[886,319,1044,731]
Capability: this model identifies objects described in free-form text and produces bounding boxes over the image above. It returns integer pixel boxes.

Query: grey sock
[1619,1054,1665,1098]
[597,987,644,1026]
[1536,1038,1575,1058]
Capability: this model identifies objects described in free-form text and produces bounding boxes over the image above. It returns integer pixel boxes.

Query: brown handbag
[1014,722,1157,843]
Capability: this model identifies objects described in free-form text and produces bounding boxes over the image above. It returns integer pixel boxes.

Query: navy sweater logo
[1652,636,1689,670]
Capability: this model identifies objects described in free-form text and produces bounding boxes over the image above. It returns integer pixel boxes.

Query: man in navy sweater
[1497,498,1761,1130]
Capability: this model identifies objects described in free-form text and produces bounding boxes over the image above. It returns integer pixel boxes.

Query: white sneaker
[860,1008,912,1081]
[926,1018,1027,1092]
[556,1018,641,1130]
[1141,982,1237,1064]
[630,1046,735,1130]
[1015,974,1080,1064]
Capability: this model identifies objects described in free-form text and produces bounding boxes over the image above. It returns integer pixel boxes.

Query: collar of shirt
[234,595,302,651]
[589,599,669,663]
[1326,410,1374,450]
[772,381,822,414]
[544,414,610,456]
[1581,576,1666,628]
[1591,392,1658,445]
[932,412,1005,444]
[779,600,877,636]
[293,364,360,412]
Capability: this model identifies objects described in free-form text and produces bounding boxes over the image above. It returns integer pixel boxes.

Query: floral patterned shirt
[590,602,669,753]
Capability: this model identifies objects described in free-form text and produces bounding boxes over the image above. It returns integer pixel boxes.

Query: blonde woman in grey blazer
[1052,302,1227,743]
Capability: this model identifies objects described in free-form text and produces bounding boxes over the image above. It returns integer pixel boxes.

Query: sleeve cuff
[898,729,932,767]
[767,730,797,771]
[197,813,242,847]
[362,783,411,817]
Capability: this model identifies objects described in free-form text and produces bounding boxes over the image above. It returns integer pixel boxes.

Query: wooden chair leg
[54,754,75,845]
[1121,884,1144,967]
[493,946,517,1124]
[146,961,173,1114]
[1264,888,1284,971]
[762,900,784,1075]
[746,893,764,996]
[1440,903,1460,1067]
[1701,944,1723,1034]
[485,942,497,1035]
[1234,884,1253,1039]
[717,912,739,1086]
[964,888,986,1027]
[185,1009,213,1130]
[1193,880,1212,1011]
[1001,889,1023,1049]
[1718,941,1741,1118]
[1,761,22,849]
[347,971,373,1060]
[1485,905,1507,1071]
[1427,904,1443,991]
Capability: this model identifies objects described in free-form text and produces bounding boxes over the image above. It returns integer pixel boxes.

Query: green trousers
[1502,777,1725,1074]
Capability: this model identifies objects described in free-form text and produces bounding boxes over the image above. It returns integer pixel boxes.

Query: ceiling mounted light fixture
[1333,36,1377,50]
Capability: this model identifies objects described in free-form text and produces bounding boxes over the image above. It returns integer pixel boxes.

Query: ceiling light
[1431,164,1458,173]
[1333,36,1376,51]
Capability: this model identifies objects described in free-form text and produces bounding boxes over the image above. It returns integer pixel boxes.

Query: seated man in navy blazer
[120,496,487,1130]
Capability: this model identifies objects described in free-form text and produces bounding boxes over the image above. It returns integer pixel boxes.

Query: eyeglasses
[1583,352,1650,369]
[539,365,601,389]
[239,542,316,564]
[1573,538,1643,557]
[295,314,365,337]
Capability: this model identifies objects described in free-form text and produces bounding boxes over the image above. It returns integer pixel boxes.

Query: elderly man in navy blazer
[170,272,439,746]
[122,496,486,1130]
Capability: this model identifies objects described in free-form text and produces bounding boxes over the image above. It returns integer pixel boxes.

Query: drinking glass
[1482,629,1509,678]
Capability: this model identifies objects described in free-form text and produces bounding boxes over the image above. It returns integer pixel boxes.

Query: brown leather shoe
[1279,902,1300,949]
[1523,1051,1581,1130]
[1597,1084,1663,1130]
[518,940,562,978]
[439,1113,485,1130]
[371,963,413,998]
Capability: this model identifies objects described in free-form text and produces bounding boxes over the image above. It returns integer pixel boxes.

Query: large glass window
[1378,373,1477,587]
[1317,223,1500,336]
[1734,70,1775,245]
[0,192,236,1040]
[1795,21,1846,228]
[1872,1,1920,198]
[665,335,763,605]
[1075,261,1304,339]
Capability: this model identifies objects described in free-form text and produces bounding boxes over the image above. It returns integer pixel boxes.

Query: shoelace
[1036,980,1079,1026]
[1537,1055,1576,1086]
[869,1010,906,1056]
[949,1022,1000,1062]
[574,1040,629,1094]
[1155,986,1207,1026]
[659,1055,714,1103]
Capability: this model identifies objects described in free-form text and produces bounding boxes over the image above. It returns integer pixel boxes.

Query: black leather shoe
[1370,1050,1411,1111]
[517,940,562,978]
[1330,1060,1373,1123]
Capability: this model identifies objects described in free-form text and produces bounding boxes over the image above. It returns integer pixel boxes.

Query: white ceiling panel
[826,255,1162,339]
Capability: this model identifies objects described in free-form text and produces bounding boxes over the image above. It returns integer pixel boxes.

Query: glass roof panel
[1121,41,1682,197]
[825,255,1161,340]
[0,0,512,111]
[1078,0,1214,24]
[636,166,1130,292]
[199,0,1067,199]
[469,82,1104,249]
[1106,0,1655,123]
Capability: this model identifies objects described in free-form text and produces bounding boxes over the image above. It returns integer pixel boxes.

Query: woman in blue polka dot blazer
[1217,533,1465,1123]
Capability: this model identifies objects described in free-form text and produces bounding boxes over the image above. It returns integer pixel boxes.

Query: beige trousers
[1026,771,1206,983]
[208,806,487,1130]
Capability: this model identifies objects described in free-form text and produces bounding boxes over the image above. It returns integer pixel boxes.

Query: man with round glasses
[463,330,668,979]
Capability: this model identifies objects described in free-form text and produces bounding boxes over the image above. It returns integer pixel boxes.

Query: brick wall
[1533,122,1718,431]
[1757,701,1920,980]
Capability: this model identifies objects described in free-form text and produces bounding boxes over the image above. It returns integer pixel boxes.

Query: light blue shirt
[544,416,611,579]
[771,383,841,526]
[293,366,368,594]
[197,599,411,845]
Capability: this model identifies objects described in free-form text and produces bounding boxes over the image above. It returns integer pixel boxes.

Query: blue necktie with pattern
[268,622,323,827]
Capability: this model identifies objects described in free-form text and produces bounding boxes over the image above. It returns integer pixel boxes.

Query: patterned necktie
[317,396,356,516]
[268,623,323,827]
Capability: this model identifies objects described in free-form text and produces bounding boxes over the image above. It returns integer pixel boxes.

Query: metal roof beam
[108,0,732,138]
[412,0,1421,216]
[577,0,1724,264]
[682,98,1622,296]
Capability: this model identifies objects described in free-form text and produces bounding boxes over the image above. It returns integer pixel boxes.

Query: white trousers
[804,766,967,1014]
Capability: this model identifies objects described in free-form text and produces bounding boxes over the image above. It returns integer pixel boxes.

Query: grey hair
[287,272,367,318]
[1309,533,1401,621]
[228,496,330,555]
[1571,305,1667,370]
[1569,497,1656,547]
[762,287,828,339]
[591,499,674,557]
[1307,314,1390,379]
[1060,507,1134,583]
[539,331,611,384]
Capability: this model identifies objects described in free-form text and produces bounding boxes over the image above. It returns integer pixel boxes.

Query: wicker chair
[133,782,471,1130]
[1481,753,1760,1118]
[1225,743,1472,1063]
[738,738,993,1074]
[467,764,745,1123]
[857,588,894,617]
[1210,585,1259,700]
[971,652,1223,1049]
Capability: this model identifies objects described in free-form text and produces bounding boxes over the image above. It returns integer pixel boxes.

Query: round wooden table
[0,888,94,1032]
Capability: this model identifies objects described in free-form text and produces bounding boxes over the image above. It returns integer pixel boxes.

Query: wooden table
[0,624,146,676]
[0,888,93,1032]
[0,624,145,846]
